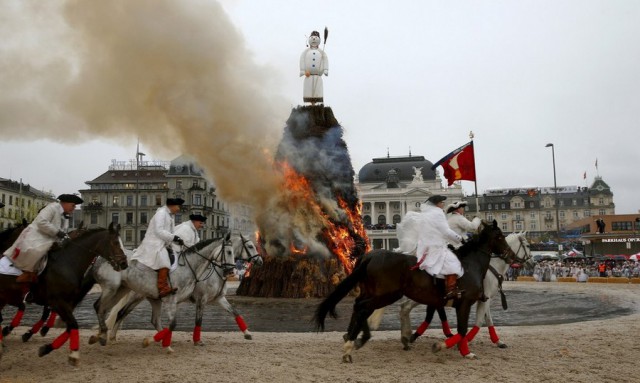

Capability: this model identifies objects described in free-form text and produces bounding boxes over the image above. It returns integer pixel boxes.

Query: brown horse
[0,223,127,366]
[314,220,516,362]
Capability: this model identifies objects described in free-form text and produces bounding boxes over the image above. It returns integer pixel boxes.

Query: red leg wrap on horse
[235,316,248,332]
[70,329,80,351]
[46,312,57,328]
[458,337,470,356]
[488,326,499,343]
[153,328,169,342]
[52,331,70,349]
[441,321,453,336]
[444,333,462,348]
[0,327,3,342]
[162,330,172,348]
[415,321,429,336]
[31,320,45,333]
[466,326,480,342]
[10,310,24,328]
[193,326,201,343]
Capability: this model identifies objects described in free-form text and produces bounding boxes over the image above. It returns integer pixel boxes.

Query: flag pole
[470,131,479,214]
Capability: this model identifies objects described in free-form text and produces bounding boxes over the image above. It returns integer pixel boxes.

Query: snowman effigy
[299,29,329,104]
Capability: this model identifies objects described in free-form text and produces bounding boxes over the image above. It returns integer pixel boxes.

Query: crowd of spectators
[511,260,640,282]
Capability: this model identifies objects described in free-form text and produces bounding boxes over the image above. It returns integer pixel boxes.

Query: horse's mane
[184,236,225,254]
[455,224,492,259]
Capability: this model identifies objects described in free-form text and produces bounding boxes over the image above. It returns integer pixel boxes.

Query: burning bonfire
[236,105,370,298]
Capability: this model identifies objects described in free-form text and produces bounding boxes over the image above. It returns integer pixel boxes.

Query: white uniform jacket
[132,206,175,270]
[4,202,68,272]
[417,204,464,277]
[172,220,200,252]
[447,214,482,240]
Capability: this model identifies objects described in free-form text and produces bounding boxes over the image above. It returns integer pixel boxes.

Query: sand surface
[1,282,638,383]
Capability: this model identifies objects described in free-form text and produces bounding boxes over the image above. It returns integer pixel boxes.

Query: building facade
[0,178,56,229]
[355,155,465,250]
[79,157,232,249]
[462,176,615,242]
[567,214,640,256]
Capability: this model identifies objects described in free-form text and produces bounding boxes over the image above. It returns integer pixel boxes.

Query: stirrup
[444,289,464,300]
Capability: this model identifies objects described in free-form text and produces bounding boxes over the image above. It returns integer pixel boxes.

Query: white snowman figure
[299,30,329,104]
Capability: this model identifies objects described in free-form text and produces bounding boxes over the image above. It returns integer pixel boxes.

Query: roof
[358,155,436,183]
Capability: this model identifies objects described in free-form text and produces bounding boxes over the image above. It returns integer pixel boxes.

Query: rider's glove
[56,230,67,239]
[173,236,185,246]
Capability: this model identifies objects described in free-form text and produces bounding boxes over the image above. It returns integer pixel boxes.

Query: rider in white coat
[446,201,482,241]
[417,195,465,300]
[132,197,185,298]
[172,214,206,251]
[5,194,83,283]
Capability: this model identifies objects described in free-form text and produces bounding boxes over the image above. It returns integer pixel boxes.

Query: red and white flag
[431,141,476,186]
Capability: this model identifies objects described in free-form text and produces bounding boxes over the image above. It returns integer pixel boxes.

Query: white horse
[88,233,249,352]
[398,232,532,349]
[106,233,262,346]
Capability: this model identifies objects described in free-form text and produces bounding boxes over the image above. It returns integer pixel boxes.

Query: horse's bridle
[239,234,262,265]
[178,239,236,282]
[64,230,127,272]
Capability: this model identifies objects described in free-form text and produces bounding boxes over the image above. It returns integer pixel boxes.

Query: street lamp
[545,143,561,255]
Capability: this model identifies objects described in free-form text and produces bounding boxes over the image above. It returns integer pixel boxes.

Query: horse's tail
[367,308,385,330]
[313,256,371,332]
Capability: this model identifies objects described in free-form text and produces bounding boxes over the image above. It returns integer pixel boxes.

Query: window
[176,180,182,189]
[112,196,119,206]
[488,204,492,210]
[559,200,564,207]
[192,180,199,188]
[111,213,119,224]
[126,195,133,206]
[530,222,537,230]
[377,215,386,225]
[530,212,536,219]
[486,214,494,221]
[126,212,133,225]
[515,213,521,220]
[529,202,534,208]
[501,204,505,209]
[392,214,401,224]
[155,195,162,206]
[175,214,182,224]
[140,212,148,224]
[612,221,633,231]
[90,213,98,225]
[572,199,577,206]
[513,202,521,208]
[560,211,565,219]
[363,215,371,226]
[598,198,604,205]
[193,194,202,206]
[599,209,606,215]
[501,222,508,231]
[584,210,591,217]
[515,222,523,230]
[501,213,507,220]
[544,200,550,208]
[141,195,148,207]
[125,230,133,242]
[573,211,579,218]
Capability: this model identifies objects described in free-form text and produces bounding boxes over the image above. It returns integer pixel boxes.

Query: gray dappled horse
[398,232,532,349]
[89,233,260,352]
[106,233,262,345]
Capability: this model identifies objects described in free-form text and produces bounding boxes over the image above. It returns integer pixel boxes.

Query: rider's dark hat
[166,198,185,206]
[189,214,207,222]
[58,194,84,204]
[426,195,447,204]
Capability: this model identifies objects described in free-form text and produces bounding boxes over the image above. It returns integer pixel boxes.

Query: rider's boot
[16,271,37,284]
[444,274,464,300]
[157,268,177,298]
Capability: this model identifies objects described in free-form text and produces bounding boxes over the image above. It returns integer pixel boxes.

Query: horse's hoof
[166,346,174,354]
[39,344,54,357]
[142,337,151,348]
[40,327,50,337]
[354,339,363,350]
[194,341,205,347]
[244,333,252,340]
[99,337,107,346]
[2,326,12,337]
[432,341,444,354]
[497,342,508,349]
[22,331,34,342]
[463,352,477,359]
[342,354,353,363]
[342,333,349,342]
[401,337,410,351]
[88,335,98,345]
[68,351,80,366]
[409,333,419,343]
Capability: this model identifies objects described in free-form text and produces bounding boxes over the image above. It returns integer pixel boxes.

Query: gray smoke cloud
[0,0,288,209]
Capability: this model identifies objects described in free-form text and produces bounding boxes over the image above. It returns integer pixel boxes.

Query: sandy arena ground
[1,282,638,383]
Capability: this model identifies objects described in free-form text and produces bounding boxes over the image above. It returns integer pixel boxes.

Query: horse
[88,232,259,353]
[399,231,532,350]
[314,220,516,362]
[0,223,88,342]
[103,233,262,346]
[0,223,127,366]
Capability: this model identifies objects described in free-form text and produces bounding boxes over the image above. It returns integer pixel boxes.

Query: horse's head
[506,231,533,268]
[219,232,238,277]
[103,222,128,271]
[481,220,517,264]
[235,233,263,267]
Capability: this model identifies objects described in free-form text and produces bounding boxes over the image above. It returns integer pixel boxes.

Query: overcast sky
[1,1,639,214]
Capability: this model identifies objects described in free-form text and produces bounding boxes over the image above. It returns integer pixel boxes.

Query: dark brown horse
[314,220,516,362]
[0,223,127,366]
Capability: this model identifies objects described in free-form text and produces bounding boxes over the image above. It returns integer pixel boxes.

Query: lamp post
[545,143,561,256]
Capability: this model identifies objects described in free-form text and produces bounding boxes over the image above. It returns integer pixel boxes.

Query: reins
[177,239,234,283]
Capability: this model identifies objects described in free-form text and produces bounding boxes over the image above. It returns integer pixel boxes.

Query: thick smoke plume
[0,0,288,209]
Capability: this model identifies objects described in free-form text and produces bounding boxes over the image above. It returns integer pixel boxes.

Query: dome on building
[358,155,436,183]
